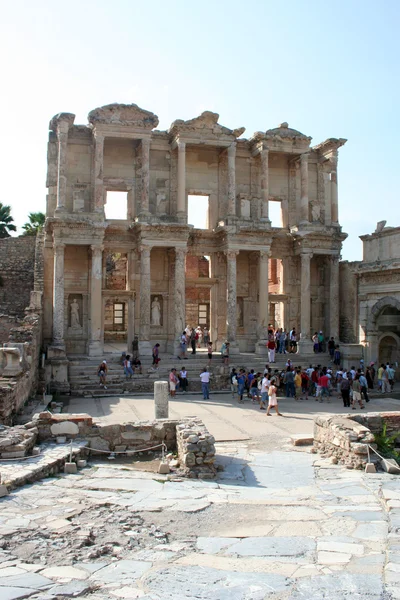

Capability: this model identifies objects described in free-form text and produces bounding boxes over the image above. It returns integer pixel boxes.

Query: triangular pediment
[88,103,159,129]
[169,111,245,139]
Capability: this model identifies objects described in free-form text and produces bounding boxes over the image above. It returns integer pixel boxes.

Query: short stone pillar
[154,381,169,419]
[1,348,23,377]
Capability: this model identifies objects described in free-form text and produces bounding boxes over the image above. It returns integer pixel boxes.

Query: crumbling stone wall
[314,412,400,469]
[0,236,37,317]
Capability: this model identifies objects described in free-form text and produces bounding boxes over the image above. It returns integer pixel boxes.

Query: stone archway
[371,296,400,325]
[378,333,400,373]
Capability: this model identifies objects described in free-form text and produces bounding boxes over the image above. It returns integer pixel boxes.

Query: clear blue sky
[1,0,399,260]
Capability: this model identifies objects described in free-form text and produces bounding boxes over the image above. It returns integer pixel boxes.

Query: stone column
[299,251,313,352]
[154,381,169,419]
[93,133,105,213]
[260,146,270,221]
[227,143,237,217]
[88,245,103,356]
[174,247,187,353]
[52,242,65,348]
[256,249,270,355]
[225,250,239,353]
[127,250,136,351]
[140,138,150,217]
[55,122,70,213]
[177,140,186,221]
[330,154,339,224]
[329,254,340,340]
[139,245,152,355]
[300,153,309,223]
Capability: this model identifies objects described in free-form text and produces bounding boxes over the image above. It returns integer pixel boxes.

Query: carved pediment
[265,122,312,142]
[88,103,159,129]
[169,111,245,139]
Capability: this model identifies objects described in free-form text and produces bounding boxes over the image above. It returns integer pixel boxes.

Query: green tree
[22,212,45,236]
[0,203,17,238]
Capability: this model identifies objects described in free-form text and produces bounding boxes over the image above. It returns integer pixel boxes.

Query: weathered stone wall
[0,310,43,424]
[314,412,400,470]
[0,315,22,344]
[33,413,216,478]
[339,261,358,343]
[0,236,36,317]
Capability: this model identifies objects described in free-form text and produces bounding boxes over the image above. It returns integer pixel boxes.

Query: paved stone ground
[1,438,400,599]
[66,391,400,449]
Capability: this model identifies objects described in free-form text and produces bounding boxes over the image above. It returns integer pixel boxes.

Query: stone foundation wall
[32,412,216,478]
[314,412,400,469]
[0,236,37,317]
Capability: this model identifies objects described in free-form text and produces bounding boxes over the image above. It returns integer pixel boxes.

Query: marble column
[227,143,237,217]
[88,245,103,356]
[225,250,239,353]
[174,247,187,353]
[329,254,340,340]
[330,154,339,224]
[299,251,313,351]
[52,242,65,348]
[93,133,105,213]
[140,138,150,216]
[139,245,152,354]
[256,249,270,355]
[260,146,270,221]
[55,122,69,213]
[127,250,136,351]
[300,153,309,223]
[177,140,186,220]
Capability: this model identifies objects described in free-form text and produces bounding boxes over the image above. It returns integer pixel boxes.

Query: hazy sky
[1,0,399,260]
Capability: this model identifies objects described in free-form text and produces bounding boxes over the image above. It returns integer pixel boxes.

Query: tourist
[200,367,210,399]
[190,328,197,355]
[169,368,179,397]
[377,363,384,391]
[318,331,324,353]
[366,366,374,389]
[237,369,246,404]
[388,363,395,391]
[340,376,351,408]
[278,328,287,354]
[246,369,255,398]
[203,327,209,347]
[358,369,369,403]
[351,374,364,409]
[123,355,134,379]
[267,335,276,363]
[260,372,270,410]
[328,337,335,359]
[333,345,341,366]
[152,343,160,368]
[266,378,283,417]
[178,331,188,360]
[381,365,391,393]
[230,367,238,398]
[179,367,188,393]
[207,340,213,365]
[294,368,302,401]
[222,341,230,365]
[312,332,319,353]
[132,356,142,374]
[250,373,261,404]
[97,360,108,390]
[284,367,295,398]
[289,327,297,353]
[318,369,330,403]
[301,368,310,400]
[196,326,202,348]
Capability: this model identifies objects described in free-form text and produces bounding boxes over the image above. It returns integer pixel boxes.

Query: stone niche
[150,295,164,328]
[67,294,84,335]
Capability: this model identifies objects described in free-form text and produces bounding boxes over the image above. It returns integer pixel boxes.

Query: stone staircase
[67,349,333,397]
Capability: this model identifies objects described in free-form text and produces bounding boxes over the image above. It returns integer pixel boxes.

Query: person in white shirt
[179,368,188,393]
[260,376,270,410]
[200,368,210,399]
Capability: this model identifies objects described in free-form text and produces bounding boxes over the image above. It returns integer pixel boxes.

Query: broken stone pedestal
[64,462,78,474]
[381,458,400,474]
[0,347,23,377]
[365,462,377,474]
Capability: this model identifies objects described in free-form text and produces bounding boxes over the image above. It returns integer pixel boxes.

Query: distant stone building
[43,103,347,361]
[340,224,400,368]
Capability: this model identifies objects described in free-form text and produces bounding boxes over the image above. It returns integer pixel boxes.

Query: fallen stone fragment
[49,580,92,597]
[381,458,400,474]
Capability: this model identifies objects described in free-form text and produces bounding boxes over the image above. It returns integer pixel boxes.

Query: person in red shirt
[267,336,276,363]
[301,369,309,400]
[318,369,330,402]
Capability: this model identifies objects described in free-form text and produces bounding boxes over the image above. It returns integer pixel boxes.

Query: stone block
[64,462,78,474]
[365,462,377,473]
[381,459,400,474]
[158,462,170,474]
[50,421,79,436]
[0,484,9,497]
[77,459,87,468]
[291,434,314,446]
[32,446,40,456]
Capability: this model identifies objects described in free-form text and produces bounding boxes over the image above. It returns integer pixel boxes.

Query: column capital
[175,246,188,258]
[177,139,186,152]
[91,244,104,255]
[139,244,152,256]
[300,152,310,163]
[259,248,271,260]
[331,253,340,264]
[300,250,313,259]
[141,137,150,150]
[227,142,236,157]
[53,241,65,252]
[225,249,239,260]
[93,130,104,143]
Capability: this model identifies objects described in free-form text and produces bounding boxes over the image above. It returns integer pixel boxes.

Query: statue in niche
[151,296,162,326]
[70,299,81,328]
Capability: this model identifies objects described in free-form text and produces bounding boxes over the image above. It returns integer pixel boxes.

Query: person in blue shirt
[237,369,246,404]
